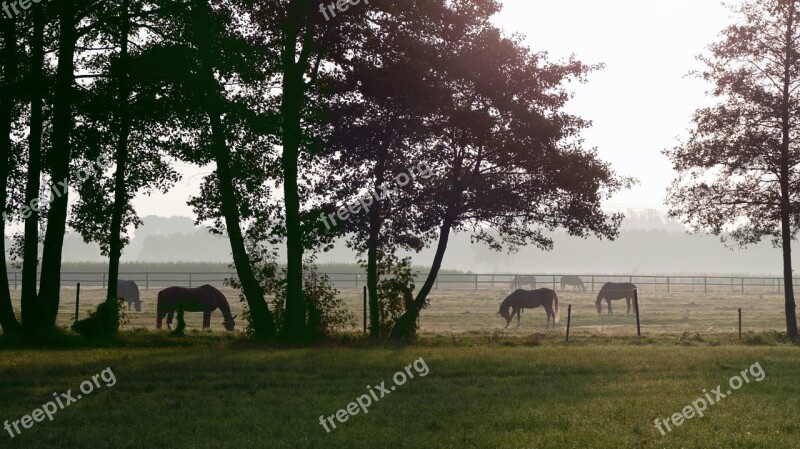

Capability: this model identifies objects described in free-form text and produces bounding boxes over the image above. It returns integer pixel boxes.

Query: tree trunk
[0,15,21,337]
[106,0,131,322]
[279,9,307,341]
[191,0,276,339]
[20,2,45,337]
[779,5,798,340]
[366,149,389,337]
[38,0,77,328]
[389,215,454,340]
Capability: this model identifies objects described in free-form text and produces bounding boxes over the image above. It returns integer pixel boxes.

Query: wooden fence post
[591,276,595,292]
[741,277,744,294]
[102,273,106,289]
[475,274,478,290]
[704,276,707,294]
[553,275,557,291]
[634,288,641,337]
[189,273,192,288]
[565,304,572,342]
[738,308,742,341]
[146,273,149,290]
[363,286,368,334]
[75,283,81,322]
[13,272,17,290]
[667,276,670,293]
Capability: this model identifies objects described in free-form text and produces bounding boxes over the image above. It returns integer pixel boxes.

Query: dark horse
[117,279,141,312]
[497,288,559,329]
[510,275,537,291]
[560,275,586,292]
[596,282,636,314]
[156,285,236,331]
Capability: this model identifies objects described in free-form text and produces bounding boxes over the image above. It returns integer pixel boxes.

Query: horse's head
[133,300,141,312]
[223,315,237,331]
[595,293,603,314]
[497,308,512,326]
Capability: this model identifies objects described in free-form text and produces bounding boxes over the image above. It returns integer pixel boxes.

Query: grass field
[16,286,788,336]
[0,334,798,448]
[4,285,796,447]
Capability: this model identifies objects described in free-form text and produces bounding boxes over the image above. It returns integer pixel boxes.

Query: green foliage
[229,249,356,340]
[372,254,418,338]
[170,307,187,337]
[71,298,129,339]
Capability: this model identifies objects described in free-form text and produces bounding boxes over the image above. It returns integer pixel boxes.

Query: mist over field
[15,210,790,275]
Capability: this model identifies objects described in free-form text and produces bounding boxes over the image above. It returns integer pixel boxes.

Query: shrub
[72,298,129,339]
[228,248,356,340]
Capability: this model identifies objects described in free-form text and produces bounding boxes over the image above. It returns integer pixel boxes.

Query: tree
[319,0,452,337]
[37,0,79,328]
[382,5,629,339]
[665,0,800,340]
[0,12,22,336]
[186,0,278,339]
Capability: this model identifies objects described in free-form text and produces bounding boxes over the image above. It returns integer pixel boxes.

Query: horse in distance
[156,285,236,331]
[117,279,141,312]
[510,275,537,291]
[560,275,586,292]
[596,282,637,314]
[497,288,559,329]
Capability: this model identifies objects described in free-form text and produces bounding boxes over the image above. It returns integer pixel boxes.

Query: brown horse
[560,275,586,292]
[596,282,636,314]
[497,288,559,329]
[156,285,236,331]
[510,275,537,291]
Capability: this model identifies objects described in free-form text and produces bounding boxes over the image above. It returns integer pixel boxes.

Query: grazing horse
[596,282,637,314]
[497,288,559,329]
[117,279,141,312]
[156,285,236,331]
[560,275,586,292]
[510,275,537,291]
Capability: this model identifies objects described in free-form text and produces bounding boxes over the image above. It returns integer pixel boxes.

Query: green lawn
[1,333,798,448]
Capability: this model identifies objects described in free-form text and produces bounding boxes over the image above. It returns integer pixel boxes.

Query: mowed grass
[19,285,789,336]
[0,335,799,448]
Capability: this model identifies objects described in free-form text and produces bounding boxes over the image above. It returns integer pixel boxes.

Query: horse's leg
[627,297,631,314]
[607,299,613,314]
[517,309,522,328]
[166,312,174,330]
[156,312,165,329]
[203,312,211,330]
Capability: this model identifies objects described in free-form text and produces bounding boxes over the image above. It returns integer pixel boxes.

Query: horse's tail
[553,290,560,323]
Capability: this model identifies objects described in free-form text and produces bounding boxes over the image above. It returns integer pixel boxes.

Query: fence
[6,271,800,294]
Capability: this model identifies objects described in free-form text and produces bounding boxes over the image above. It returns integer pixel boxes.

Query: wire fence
[5,272,794,334]
[6,271,799,294]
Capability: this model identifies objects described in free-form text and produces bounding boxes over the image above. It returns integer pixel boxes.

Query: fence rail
[6,271,800,294]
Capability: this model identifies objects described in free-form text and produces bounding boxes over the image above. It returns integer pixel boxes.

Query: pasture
[0,337,798,448]
[15,285,788,336]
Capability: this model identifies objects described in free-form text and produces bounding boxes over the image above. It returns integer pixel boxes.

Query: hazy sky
[132,0,735,219]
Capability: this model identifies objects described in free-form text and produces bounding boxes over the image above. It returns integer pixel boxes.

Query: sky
[131,0,736,219]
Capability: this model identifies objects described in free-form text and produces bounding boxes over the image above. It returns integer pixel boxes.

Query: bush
[170,307,187,337]
[72,299,129,339]
[228,248,356,340]
[373,255,418,338]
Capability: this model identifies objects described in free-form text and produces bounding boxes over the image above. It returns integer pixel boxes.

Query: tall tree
[38,0,79,328]
[104,0,132,312]
[186,0,277,338]
[19,0,47,336]
[0,13,22,336]
[381,6,629,339]
[665,0,800,340]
